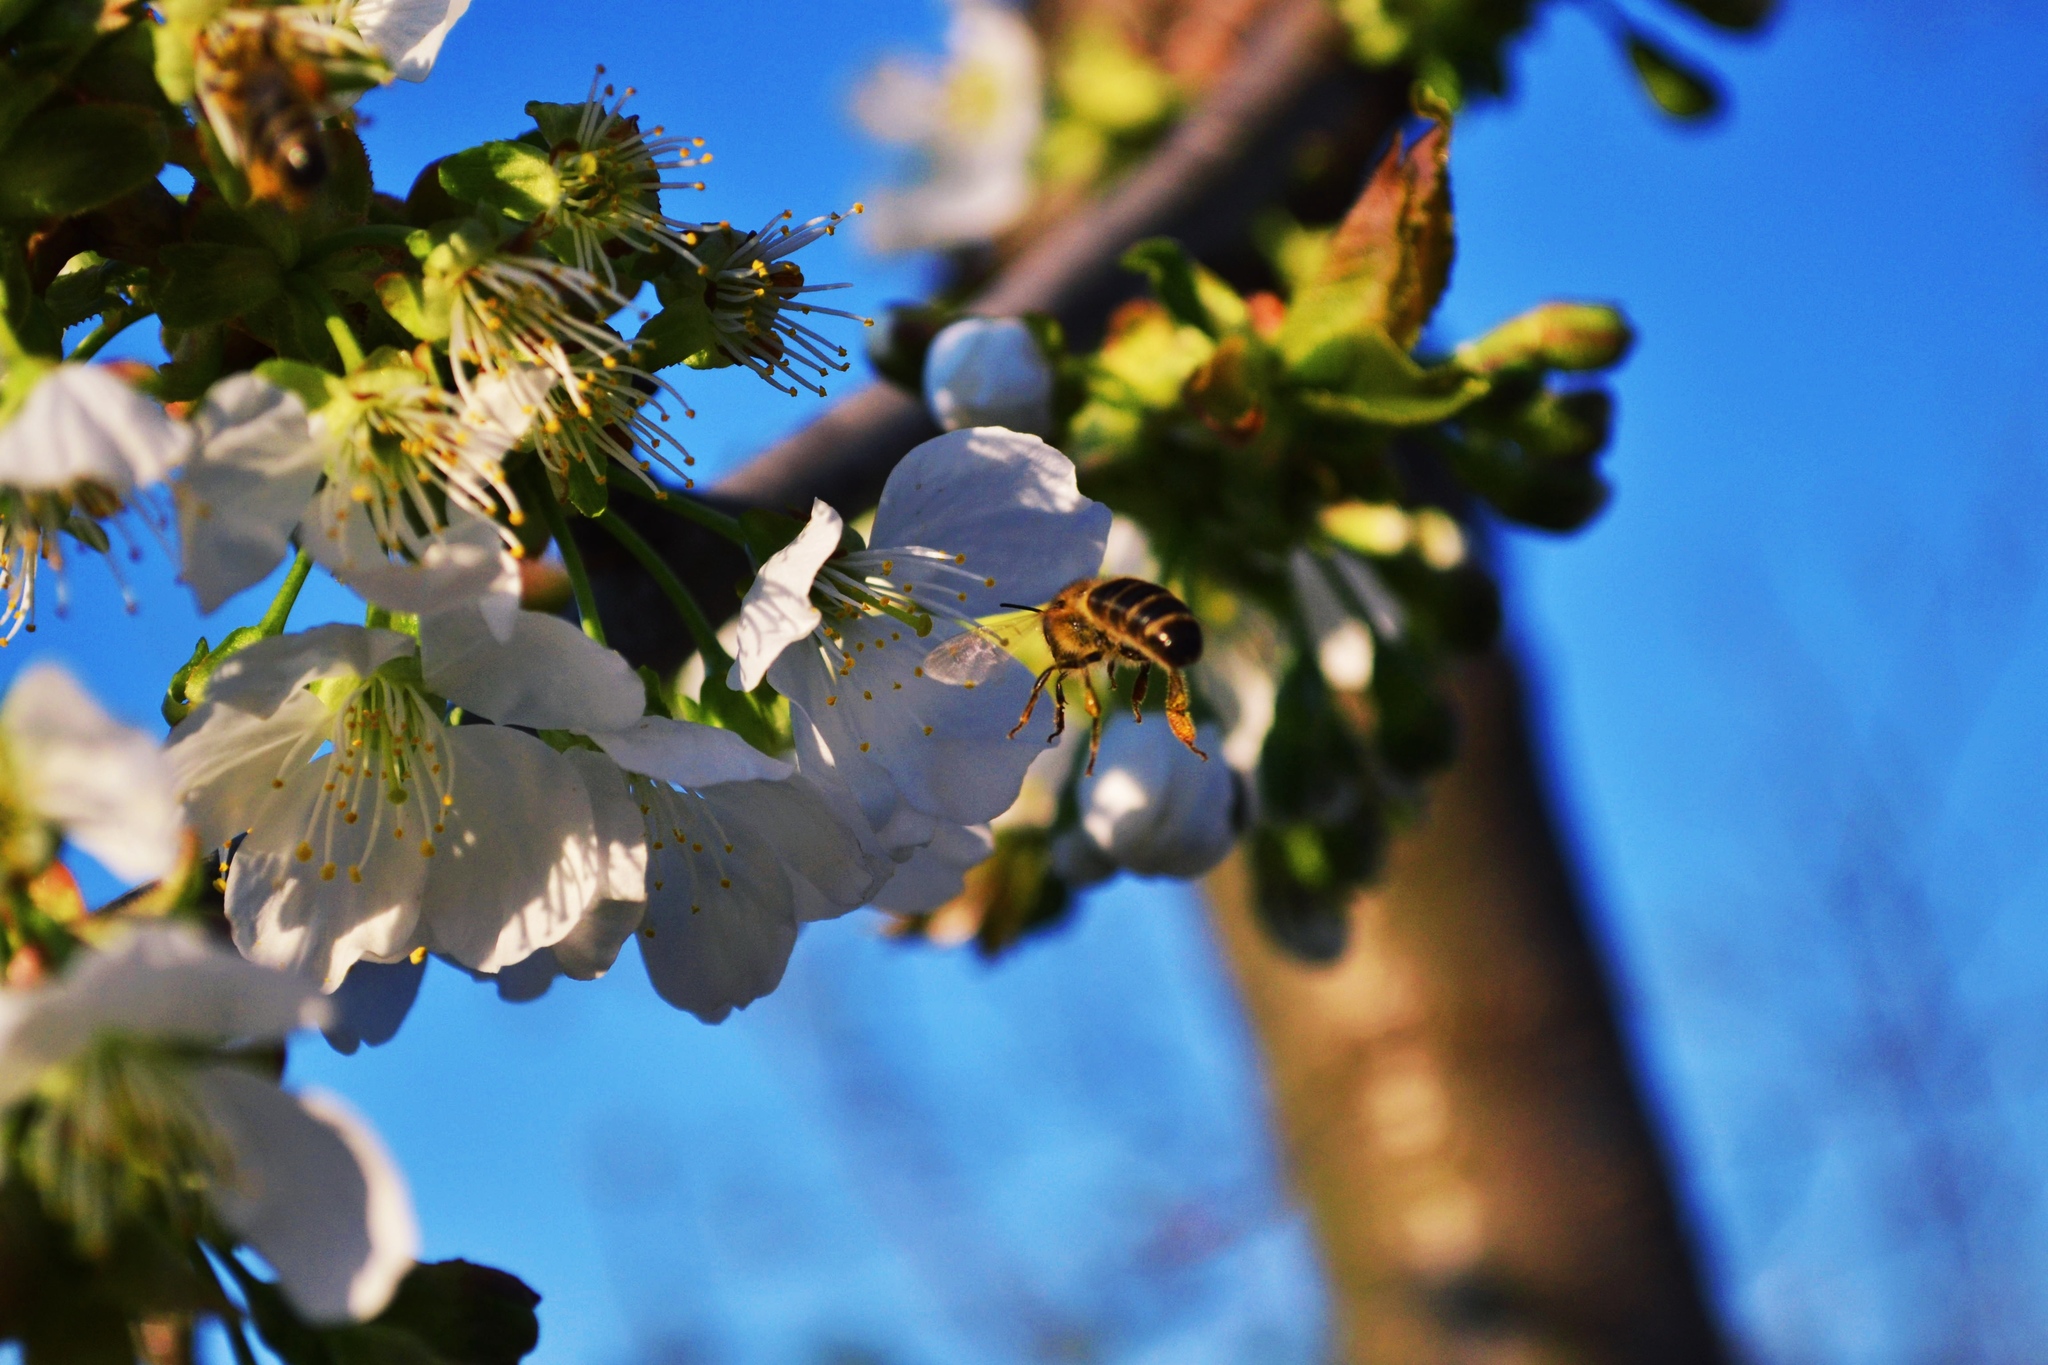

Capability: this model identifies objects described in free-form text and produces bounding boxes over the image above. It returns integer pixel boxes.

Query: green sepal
[565,456,607,517]
[439,142,562,222]
[522,100,587,147]
[161,635,212,726]
[253,357,341,412]
[736,507,807,568]
[681,672,792,759]
[0,103,167,221]
[1625,32,1722,122]
[157,242,283,328]
[633,291,717,372]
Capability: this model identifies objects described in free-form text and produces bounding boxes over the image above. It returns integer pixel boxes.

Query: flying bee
[193,13,339,207]
[923,576,1206,775]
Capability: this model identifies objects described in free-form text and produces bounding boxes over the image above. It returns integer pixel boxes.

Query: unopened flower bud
[923,317,1055,435]
[1078,718,1239,879]
[1455,302,1634,375]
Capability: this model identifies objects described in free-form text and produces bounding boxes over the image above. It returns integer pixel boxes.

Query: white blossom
[0,925,417,1323]
[728,428,1110,838]
[0,365,187,496]
[855,1,1043,251]
[165,606,649,989]
[923,317,1055,436]
[0,663,182,883]
[179,370,535,618]
[345,0,469,82]
[1077,718,1238,878]
[0,364,188,641]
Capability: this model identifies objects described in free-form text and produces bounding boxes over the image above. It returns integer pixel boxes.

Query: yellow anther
[320,862,337,881]
[295,841,314,862]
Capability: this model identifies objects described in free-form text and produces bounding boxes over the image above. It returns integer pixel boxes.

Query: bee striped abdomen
[1085,576,1203,668]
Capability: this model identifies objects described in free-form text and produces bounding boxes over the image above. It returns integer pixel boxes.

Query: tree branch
[715,0,1353,513]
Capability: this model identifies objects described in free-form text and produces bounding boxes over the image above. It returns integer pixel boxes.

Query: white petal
[0,365,187,494]
[870,821,994,915]
[726,500,842,692]
[178,375,326,614]
[420,603,644,733]
[0,924,323,1107]
[923,318,1055,435]
[634,786,798,1023]
[321,958,426,1055]
[225,763,431,990]
[198,623,405,717]
[563,748,648,905]
[1079,719,1238,878]
[348,0,469,80]
[168,686,334,852]
[861,428,1110,617]
[773,613,1043,826]
[589,716,791,789]
[307,500,519,618]
[194,1069,417,1323]
[698,774,882,922]
[418,727,604,974]
[1,663,181,882]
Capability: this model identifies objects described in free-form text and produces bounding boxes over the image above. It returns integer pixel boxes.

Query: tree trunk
[1207,652,1728,1365]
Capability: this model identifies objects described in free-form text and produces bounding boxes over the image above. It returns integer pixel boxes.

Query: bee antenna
[999,602,1041,613]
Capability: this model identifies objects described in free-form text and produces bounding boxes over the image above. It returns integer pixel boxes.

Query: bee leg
[1009,666,1056,739]
[1082,678,1104,775]
[1130,663,1152,724]
[1049,672,1069,745]
[1165,669,1206,760]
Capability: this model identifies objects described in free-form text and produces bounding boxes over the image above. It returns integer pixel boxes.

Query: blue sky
[16,0,2048,1361]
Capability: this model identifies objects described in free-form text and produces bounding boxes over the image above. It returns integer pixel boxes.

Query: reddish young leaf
[1320,117,1454,349]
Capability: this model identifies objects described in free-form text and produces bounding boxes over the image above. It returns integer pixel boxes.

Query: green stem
[66,308,150,362]
[596,508,731,675]
[257,549,313,636]
[301,223,420,264]
[533,480,606,646]
[614,473,748,544]
[285,275,365,373]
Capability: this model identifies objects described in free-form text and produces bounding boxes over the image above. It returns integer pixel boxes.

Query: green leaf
[45,257,147,330]
[0,71,58,151]
[1453,301,1635,374]
[158,242,283,328]
[1288,326,1488,425]
[1626,32,1722,122]
[254,358,340,412]
[682,672,792,759]
[0,104,167,221]
[439,142,562,222]
[1123,238,1216,337]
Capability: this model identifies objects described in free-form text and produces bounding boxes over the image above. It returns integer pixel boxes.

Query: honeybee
[194,13,335,206]
[924,576,1206,774]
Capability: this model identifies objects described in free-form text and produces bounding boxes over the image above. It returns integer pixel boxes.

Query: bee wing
[922,618,1034,686]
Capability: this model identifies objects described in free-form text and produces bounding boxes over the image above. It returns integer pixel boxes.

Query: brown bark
[1209,654,1726,1364]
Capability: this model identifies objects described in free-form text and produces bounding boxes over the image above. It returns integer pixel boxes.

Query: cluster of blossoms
[0,0,1238,1349]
